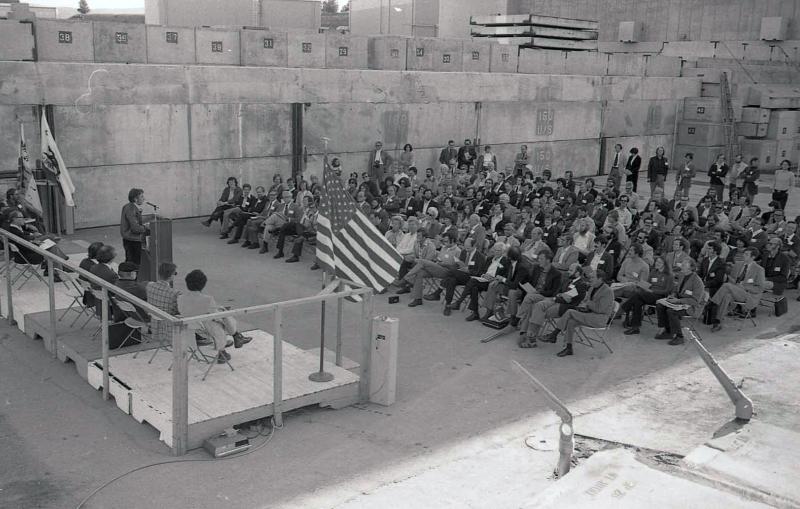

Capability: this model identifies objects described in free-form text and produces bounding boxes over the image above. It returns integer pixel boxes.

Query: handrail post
[273,308,284,427]
[171,323,190,456]
[101,288,110,401]
[358,292,374,402]
[5,238,14,326]
[47,259,57,358]
[335,285,343,367]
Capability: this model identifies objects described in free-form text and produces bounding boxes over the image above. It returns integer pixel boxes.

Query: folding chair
[144,317,172,363]
[573,301,619,354]
[54,268,93,328]
[8,244,46,289]
[731,300,757,327]
[169,321,234,381]
[111,298,150,350]
[90,289,125,339]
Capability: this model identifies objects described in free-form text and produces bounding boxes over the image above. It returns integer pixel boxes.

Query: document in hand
[521,282,536,295]
[656,297,690,311]
[38,238,56,251]
[471,275,491,283]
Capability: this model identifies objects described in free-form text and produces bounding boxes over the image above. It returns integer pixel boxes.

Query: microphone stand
[149,202,159,281]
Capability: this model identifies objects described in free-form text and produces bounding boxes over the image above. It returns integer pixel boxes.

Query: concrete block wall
[241,29,289,67]
[0,20,35,61]
[0,62,700,228]
[92,22,147,64]
[146,25,196,64]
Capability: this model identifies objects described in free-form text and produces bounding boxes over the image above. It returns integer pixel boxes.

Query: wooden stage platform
[3,275,362,450]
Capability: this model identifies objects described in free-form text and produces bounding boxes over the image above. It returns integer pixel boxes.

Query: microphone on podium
[146,201,159,210]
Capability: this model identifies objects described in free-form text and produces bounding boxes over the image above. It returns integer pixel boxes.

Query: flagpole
[309,137,334,383]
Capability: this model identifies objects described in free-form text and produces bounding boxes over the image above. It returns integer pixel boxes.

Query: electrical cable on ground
[74,417,280,509]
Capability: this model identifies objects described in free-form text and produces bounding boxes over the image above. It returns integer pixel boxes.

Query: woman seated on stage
[201,177,242,227]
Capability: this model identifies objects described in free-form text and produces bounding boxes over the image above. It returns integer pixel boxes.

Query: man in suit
[120,188,150,265]
[439,140,459,166]
[655,258,705,344]
[516,251,562,333]
[367,141,392,197]
[762,237,791,295]
[520,263,589,348]
[552,234,581,271]
[453,242,508,321]
[584,235,615,282]
[699,241,726,297]
[241,190,280,249]
[457,139,477,168]
[481,245,532,323]
[259,190,299,254]
[465,213,487,253]
[404,230,461,307]
[608,143,623,191]
[625,147,642,192]
[439,238,487,315]
[709,248,766,332]
[707,153,729,204]
[227,186,268,244]
[542,266,614,357]
[273,195,308,260]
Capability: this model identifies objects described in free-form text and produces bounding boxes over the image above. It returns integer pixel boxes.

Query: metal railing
[0,227,375,455]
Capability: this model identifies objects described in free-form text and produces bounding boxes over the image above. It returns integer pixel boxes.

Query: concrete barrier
[241,28,288,67]
[461,39,491,73]
[146,26,196,65]
[189,103,292,160]
[517,48,566,74]
[489,43,518,73]
[406,37,463,72]
[564,52,607,75]
[607,53,644,76]
[490,139,600,178]
[93,21,146,63]
[735,122,767,138]
[325,33,368,70]
[741,107,770,124]
[196,27,241,66]
[741,139,779,169]
[0,20,34,61]
[287,31,325,68]
[367,36,407,71]
[480,101,601,144]
[602,100,679,137]
[644,55,683,77]
[677,121,725,146]
[34,19,94,62]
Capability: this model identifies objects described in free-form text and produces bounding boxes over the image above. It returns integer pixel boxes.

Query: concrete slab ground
[2,173,800,508]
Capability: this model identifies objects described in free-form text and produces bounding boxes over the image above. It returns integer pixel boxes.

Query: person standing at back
[120,188,150,265]
[647,147,669,194]
[608,144,623,191]
[625,148,641,192]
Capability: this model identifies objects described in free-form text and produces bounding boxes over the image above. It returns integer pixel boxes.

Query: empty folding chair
[54,268,93,328]
[8,244,46,289]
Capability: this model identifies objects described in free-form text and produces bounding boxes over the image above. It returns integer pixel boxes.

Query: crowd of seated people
[196,140,798,356]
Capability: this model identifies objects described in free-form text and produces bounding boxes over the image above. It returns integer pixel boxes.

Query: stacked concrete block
[672,145,725,174]
[325,33,368,70]
[736,122,768,138]
[741,139,779,168]
[34,19,94,62]
[489,43,518,73]
[606,53,644,76]
[776,138,800,164]
[517,48,566,74]
[367,36,407,71]
[677,122,726,146]
[0,20,35,61]
[287,31,325,68]
[461,39,491,73]
[683,98,723,123]
[741,107,770,124]
[564,51,607,75]
[405,37,464,72]
[644,55,684,77]
[241,28,289,67]
[146,26,196,65]
[93,22,146,63]
[767,110,800,139]
[196,27,241,65]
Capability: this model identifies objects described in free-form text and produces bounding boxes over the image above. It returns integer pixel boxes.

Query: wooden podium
[139,214,173,282]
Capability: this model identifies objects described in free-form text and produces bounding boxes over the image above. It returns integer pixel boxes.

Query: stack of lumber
[470,14,598,51]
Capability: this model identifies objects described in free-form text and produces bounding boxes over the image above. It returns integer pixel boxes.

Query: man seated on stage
[452,242,509,322]
[519,263,589,348]
[278,196,318,264]
[654,258,704,344]
[403,230,461,307]
[3,209,70,271]
[146,262,184,345]
[440,238,487,315]
[541,267,614,357]
[114,261,149,321]
[515,250,562,333]
[708,248,766,332]
[260,190,302,254]
[241,189,280,249]
[178,269,252,363]
[222,185,265,243]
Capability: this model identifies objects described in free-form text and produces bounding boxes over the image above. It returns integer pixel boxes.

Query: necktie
[736,265,747,284]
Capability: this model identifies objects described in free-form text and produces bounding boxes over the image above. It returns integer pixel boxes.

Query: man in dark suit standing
[120,188,150,265]
[439,140,459,166]
[367,141,392,197]
[625,148,642,192]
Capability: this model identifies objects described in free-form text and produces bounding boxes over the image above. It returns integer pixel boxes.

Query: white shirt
[374,149,383,163]
[485,257,503,277]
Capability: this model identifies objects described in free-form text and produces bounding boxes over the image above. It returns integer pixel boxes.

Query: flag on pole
[18,123,43,216]
[315,158,402,294]
[41,114,76,207]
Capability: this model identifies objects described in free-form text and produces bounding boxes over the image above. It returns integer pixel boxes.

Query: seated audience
[202,177,243,227]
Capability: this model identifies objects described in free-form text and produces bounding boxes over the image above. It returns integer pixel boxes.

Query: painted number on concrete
[472,51,480,60]
[264,38,274,49]
[416,47,424,57]
[697,106,705,114]
[211,41,223,52]
[442,54,451,63]
[536,109,555,136]
[115,32,128,44]
[58,31,72,44]
[533,147,553,175]
[390,49,400,58]
[302,42,313,53]
[166,31,178,44]
[338,46,349,57]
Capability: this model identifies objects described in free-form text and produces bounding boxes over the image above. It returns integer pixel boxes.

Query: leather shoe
[285,256,299,263]
[201,220,211,227]
[510,316,519,328]
[310,263,320,270]
[274,252,284,259]
[408,299,423,307]
[710,323,722,332]
[241,241,251,248]
[465,312,480,322]
[654,330,673,340]
[623,327,640,335]
[443,305,452,316]
[556,344,573,357]
[395,286,410,295]
[541,330,558,343]
[233,333,252,348]
[257,244,267,252]
[451,299,464,310]
[219,233,228,239]
[668,335,685,346]
[424,289,442,301]
[227,238,238,244]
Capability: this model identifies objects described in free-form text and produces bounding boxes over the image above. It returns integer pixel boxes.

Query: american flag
[315,163,402,294]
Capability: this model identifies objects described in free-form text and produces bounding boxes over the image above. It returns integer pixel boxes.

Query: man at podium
[120,188,150,265]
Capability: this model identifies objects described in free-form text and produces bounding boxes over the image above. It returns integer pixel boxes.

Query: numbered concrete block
[325,33,368,69]
[406,37,463,72]
[741,107,770,124]
[683,97,722,123]
[767,110,800,139]
[240,28,288,67]
[196,27,241,66]
[146,26,196,64]
[367,36,408,71]
[741,139,779,168]
[677,121,726,146]
[287,31,325,68]
[517,48,566,74]
[489,43,518,73]
[736,122,768,137]
[93,21,146,63]
[35,19,94,62]
[461,39,491,73]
